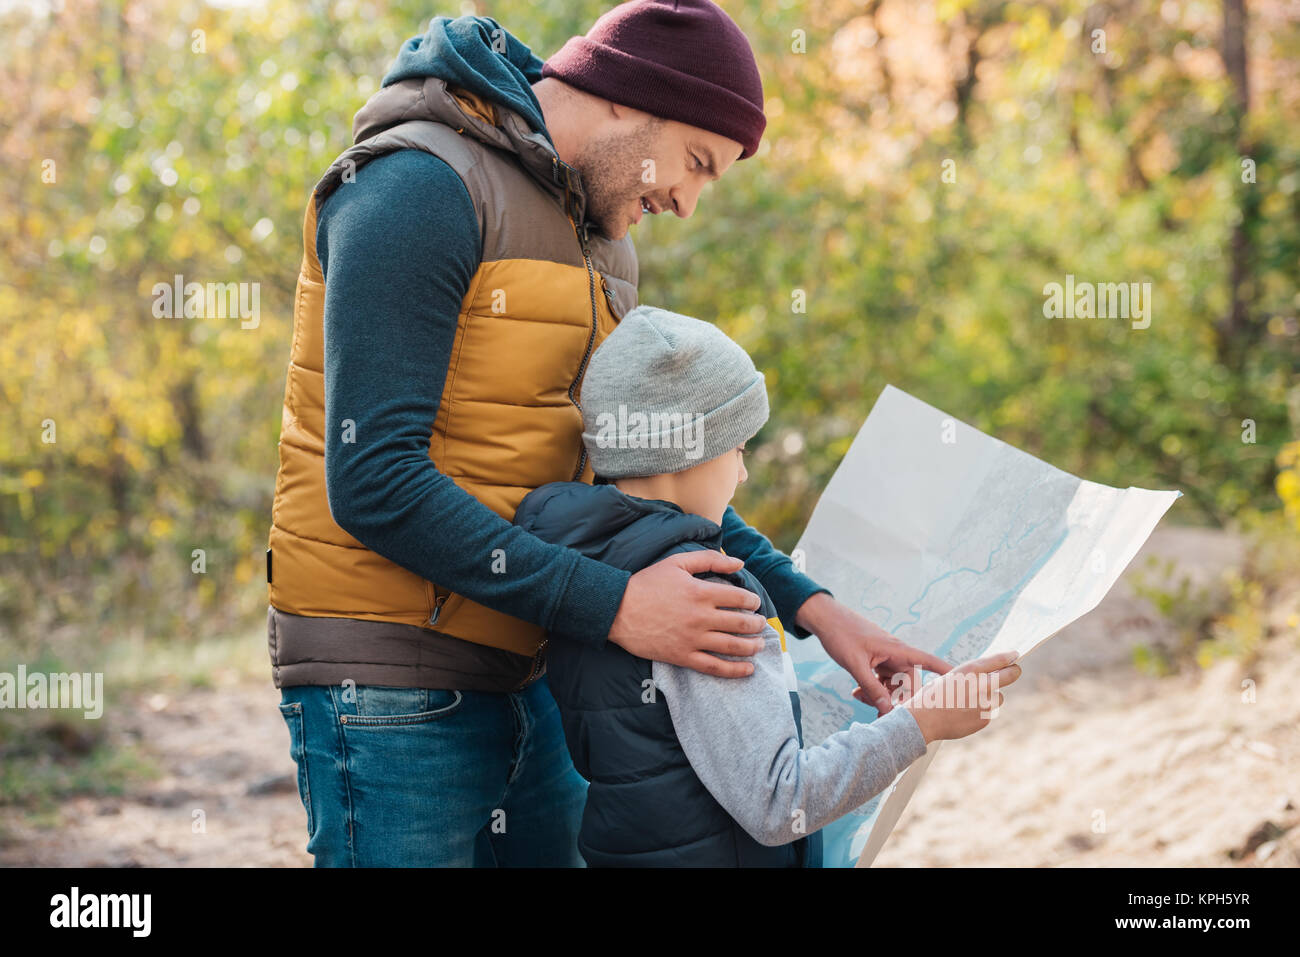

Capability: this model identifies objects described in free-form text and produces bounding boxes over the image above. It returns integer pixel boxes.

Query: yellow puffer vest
[267,77,638,670]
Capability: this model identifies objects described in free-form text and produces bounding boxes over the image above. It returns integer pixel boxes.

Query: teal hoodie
[313,15,831,684]
[383,15,550,138]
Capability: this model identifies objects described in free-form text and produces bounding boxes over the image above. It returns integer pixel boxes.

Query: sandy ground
[2,526,1296,867]
[877,526,1300,867]
[0,680,312,867]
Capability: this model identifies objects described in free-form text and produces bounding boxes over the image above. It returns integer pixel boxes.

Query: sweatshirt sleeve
[719,505,831,640]
[316,148,629,648]
[650,628,929,847]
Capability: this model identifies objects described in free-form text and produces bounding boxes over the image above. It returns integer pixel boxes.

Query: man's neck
[532,77,582,165]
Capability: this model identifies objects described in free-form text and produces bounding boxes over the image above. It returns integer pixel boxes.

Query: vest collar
[351,76,594,234]
[514,482,724,571]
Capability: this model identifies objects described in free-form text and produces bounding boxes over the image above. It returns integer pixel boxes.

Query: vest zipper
[514,208,596,689]
[568,218,600,482]
[429,585,448,626]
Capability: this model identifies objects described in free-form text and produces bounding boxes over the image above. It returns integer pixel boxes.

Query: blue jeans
[277,675,588,867]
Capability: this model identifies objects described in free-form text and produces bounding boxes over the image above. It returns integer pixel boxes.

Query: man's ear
[606,98,646,123]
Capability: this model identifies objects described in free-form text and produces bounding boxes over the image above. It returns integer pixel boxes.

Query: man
[267,0,949,866]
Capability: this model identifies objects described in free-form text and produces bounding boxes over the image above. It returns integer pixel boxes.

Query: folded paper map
[787,385,1181,868]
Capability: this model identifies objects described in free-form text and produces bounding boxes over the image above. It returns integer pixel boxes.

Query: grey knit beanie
[580,304,769,479]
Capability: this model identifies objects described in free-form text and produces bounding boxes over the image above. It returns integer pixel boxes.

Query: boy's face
[674,443,748,525]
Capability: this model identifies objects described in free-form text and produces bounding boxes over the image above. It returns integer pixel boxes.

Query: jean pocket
[278,700,314,837]
[340,687,464,728]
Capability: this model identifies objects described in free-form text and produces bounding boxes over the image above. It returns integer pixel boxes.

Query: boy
[513,304,1021,866]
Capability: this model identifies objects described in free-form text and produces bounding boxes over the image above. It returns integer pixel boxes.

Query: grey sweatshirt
[651,621,930,847]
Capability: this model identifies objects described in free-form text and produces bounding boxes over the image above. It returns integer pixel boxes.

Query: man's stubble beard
[570,115,665,241]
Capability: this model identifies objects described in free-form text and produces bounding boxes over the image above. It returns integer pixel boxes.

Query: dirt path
[1,681,311,867]
[3,527,1296,867]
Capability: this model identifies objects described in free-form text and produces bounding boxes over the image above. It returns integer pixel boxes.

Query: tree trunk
[1217,0,1254,364]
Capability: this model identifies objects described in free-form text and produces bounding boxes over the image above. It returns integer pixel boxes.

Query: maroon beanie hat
[541,0,766,159]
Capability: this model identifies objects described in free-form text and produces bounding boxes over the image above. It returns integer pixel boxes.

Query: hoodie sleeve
[317,148,629,648]
[719,505,830,640]
[650,628,929,847]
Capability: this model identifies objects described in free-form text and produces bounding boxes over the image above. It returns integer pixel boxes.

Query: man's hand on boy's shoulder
[794,592,952,714]
[607,550,770,678]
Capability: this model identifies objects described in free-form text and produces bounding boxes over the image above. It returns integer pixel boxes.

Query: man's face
[570,111,745,241]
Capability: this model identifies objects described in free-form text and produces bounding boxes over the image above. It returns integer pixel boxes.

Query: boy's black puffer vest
[513,481,823,867]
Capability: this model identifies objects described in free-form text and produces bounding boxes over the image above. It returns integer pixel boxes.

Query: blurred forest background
[1,0,1298,821]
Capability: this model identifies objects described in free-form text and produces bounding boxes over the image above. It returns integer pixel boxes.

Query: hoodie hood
[514,482,723,571]
[382,15,550,141]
